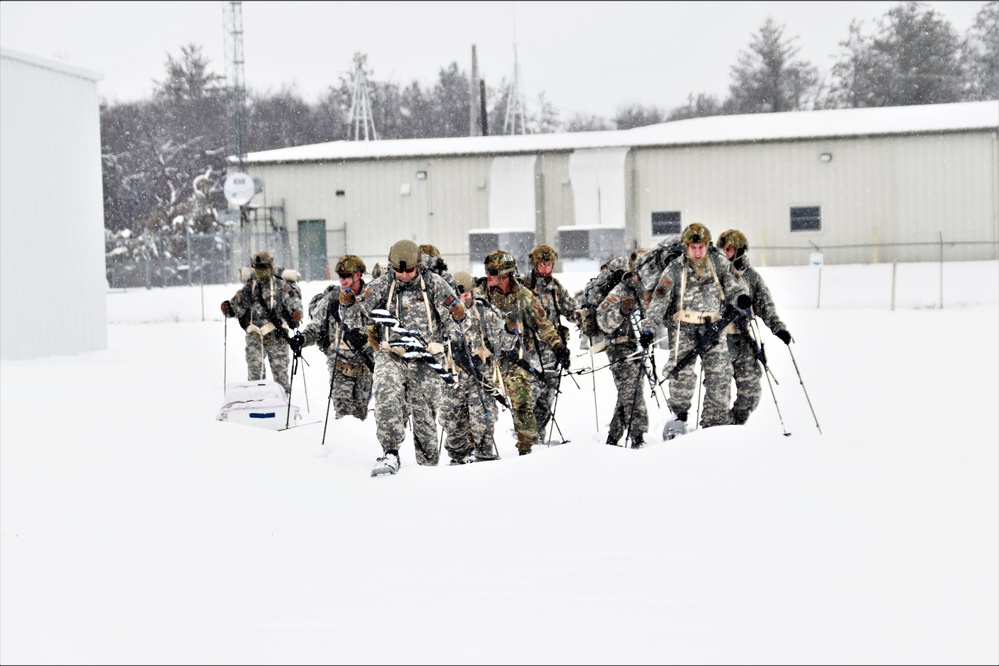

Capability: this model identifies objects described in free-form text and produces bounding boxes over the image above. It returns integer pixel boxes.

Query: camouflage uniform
[299,281,374,421]
[521,258,578,443]
[343,263,462,466]
[223,254,303,395]
[596,271,649,446]
[482,255,565,455]
[717,233,788,426]
[642,226,748,428]
[441,282,516,463]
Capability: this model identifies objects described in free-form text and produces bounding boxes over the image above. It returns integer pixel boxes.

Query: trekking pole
[544,370,569,445]
[588,342,600,430]
[787,342,823,435]
[320,328,345,447]
[285,342,303,429]
[693,360,704,432]
[748,319,789,436]
[623,344,650,447]
[223,317,228,395]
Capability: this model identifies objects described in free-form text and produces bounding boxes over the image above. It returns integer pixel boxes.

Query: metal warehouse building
[234,100,998,279]
[1,47,107,360]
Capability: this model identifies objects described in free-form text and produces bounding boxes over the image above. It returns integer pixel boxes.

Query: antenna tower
[223,1,247,171]
[347,62,378,141]
[503,45,529,135]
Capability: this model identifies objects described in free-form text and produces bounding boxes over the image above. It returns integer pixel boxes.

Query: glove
[220,300,233,317]
[736,294,752,310]
[366,324,382,351]
[343,328,368,351]
[449,302,465,322]
[339,288,356,305]
[288,332,304,356]
[776,328,792,345]
[619,297,636,315]
[504,311,520,334]
[639,330,654,348]
[554,344,571,369]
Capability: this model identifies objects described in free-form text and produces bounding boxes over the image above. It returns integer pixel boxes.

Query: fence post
[891,260,897,311]
[939,232,944,309]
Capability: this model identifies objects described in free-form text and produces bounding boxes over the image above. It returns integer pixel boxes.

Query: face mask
[254,268,271,281]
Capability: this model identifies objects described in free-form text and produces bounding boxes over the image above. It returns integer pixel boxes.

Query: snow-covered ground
[2,261,997,665]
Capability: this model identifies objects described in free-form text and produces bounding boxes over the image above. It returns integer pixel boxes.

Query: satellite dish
[224,172,256,206]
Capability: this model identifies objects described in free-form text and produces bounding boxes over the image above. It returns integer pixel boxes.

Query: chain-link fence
[106,229,293,289]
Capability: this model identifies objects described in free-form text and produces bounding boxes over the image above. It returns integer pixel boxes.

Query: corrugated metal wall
[1,50,106,360]
[631,130,998,266]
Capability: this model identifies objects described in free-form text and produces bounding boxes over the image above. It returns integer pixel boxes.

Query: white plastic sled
[216,380,303,431]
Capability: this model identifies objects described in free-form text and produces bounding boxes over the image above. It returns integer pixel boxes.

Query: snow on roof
[241,100,998,165]
[0,46,103,82]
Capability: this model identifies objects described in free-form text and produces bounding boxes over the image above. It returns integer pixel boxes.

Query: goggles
[394,265,418,275]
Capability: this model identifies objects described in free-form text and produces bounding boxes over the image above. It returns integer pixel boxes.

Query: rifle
[664,303,750,382]
[451,321,510,411]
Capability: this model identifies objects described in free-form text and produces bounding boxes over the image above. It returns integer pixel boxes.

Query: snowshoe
[371,451,401,477]
[662,418,687,441]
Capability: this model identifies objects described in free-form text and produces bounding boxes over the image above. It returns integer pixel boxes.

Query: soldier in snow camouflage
[342,240,466,473]
[480,250,569,456]
[220,250,303,395]
[521,244,579,443]
[717,229,793,425]
[596,254,650,448]
[440,271,517,464]
[294,254,374,421]
[641,223,749,429]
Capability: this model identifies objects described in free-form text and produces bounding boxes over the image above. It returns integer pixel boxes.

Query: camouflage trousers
[499,361,537,454]
[607,344,649,442]
[245,332,291,394]
[532,360,560,442]
[326,356,372,422]
[727,333,762,424]
[666,324,733,428]
[440,369,499,462]
[372,352,442,466]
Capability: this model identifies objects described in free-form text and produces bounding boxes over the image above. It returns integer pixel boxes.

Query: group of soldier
[221,222,792,477]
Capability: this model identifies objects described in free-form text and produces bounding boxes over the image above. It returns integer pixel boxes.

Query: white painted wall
[1,48,106,359]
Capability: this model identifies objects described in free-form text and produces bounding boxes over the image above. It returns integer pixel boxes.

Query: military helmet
[529,244,558,264]
[681,223,712,245]
[484,250,517,275]
[251,250,274,268]
[718,229,748,253]
[335,254,366,276]
[419,243,441,258]
[452,271,476,294]
[388,239,421,272]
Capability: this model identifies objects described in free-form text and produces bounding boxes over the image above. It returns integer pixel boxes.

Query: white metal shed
[1,47,107,360]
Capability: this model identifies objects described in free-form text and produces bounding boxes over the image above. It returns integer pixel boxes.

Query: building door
[298,219,328,281]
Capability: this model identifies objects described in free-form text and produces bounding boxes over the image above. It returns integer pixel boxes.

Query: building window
[651,211,681,236]
[790,206,821,232]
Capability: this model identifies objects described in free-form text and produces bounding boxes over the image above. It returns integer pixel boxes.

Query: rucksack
[577,267,624,338]
[635,240,684,294]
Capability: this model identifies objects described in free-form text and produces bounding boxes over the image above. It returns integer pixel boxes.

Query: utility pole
[470,45,479,137]
[347,60,378,141]
[223,1,246,172]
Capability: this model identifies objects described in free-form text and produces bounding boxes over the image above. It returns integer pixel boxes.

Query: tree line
[102,1,996,249]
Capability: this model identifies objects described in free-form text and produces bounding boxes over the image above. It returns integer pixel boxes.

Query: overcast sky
[0,1,986,121]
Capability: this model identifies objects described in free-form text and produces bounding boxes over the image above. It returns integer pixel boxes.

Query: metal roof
[239,100,998,165]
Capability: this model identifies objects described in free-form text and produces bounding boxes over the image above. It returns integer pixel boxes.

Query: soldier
[596,254,652,448]
[521,244,579,443]
[641,224,749,429]
[420,243,458,293]
[289,254,374,422]
[440,271,517,464]
[480,250,569,456]
[220,250,303,395]
[341,240,466,476]
[717,229,793,425]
